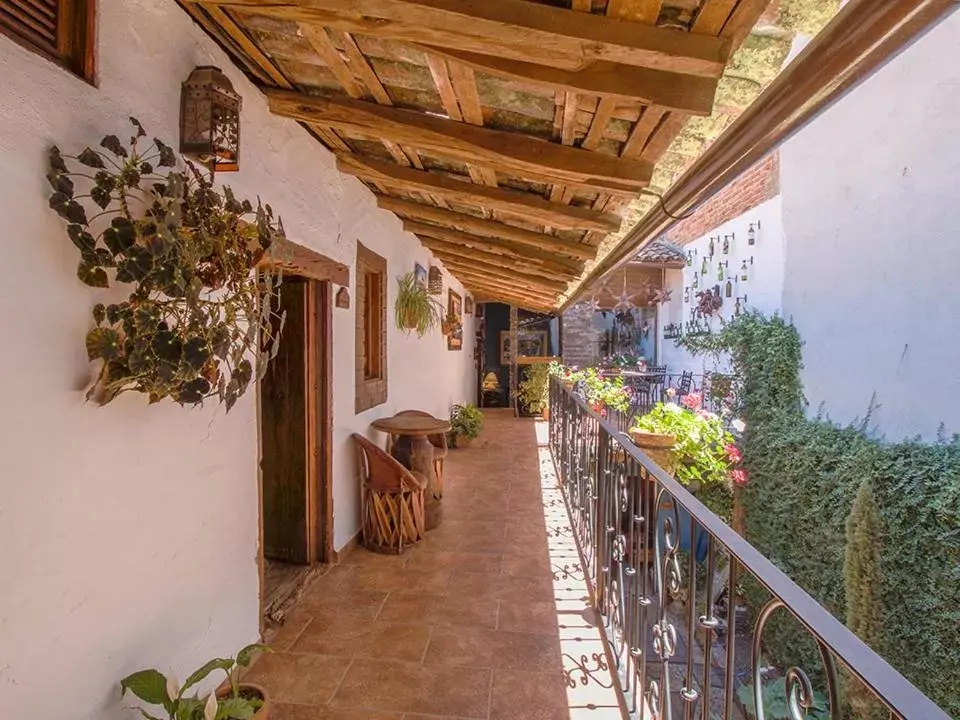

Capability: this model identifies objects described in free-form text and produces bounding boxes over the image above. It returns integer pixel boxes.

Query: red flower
[681,391,703,411]
[730,469,748,486]
[725,444,743,464]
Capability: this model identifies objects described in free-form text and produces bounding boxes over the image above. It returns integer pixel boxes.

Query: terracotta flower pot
[628,429,678,476]
[217,683,270,720]
[450,433,473,448]
[541,406,550,421]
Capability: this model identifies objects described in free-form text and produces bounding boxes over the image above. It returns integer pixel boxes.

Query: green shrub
[684,312,960,716]
[450,403,484,439]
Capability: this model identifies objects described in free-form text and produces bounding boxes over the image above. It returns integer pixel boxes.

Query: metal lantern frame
[180,66,242,173]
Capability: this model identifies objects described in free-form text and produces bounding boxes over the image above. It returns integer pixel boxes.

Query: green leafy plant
[46,118,286,411]
[450,403,483,440]
[518,363,550,413]
[737,678,829,720]
[120,643,270,720]
[395,272,442,337]
[632,400,737,492]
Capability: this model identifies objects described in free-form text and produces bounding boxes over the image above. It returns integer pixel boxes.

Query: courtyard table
[370,414,451,530]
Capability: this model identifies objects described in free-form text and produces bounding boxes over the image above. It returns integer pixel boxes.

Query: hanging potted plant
[395,272,443,337]
[46,118,286,411]
[120,643,272,719]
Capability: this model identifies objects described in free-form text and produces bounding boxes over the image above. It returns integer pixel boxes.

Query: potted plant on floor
[120,643,271,720]
[395,272,443,337]
[449,403,483,447]
[518,363,551,420]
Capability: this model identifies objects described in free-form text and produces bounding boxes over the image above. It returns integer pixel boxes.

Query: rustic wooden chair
[353,433,427,554]
[391,409,448,498]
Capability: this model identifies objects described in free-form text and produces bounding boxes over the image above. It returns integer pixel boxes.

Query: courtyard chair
[391,409,449,498]
[353,433,427,554]
[676,371,693,399]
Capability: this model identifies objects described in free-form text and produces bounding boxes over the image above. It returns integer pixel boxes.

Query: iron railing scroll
[548,376,952,720]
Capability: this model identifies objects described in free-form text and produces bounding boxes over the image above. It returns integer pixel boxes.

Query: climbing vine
[682,312,960,716]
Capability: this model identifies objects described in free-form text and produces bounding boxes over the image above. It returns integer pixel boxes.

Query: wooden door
[260,277,309,563]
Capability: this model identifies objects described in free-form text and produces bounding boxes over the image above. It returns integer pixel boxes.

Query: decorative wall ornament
[464,295,474,315]
[692,273,699,290]
[740,260,749,282]
[748,221,760,245]
[446,290,463,350]
[428,265,443,294]
[700,257,708,275]
[708,236,715,259]
[335,287,350,309]
[414,262,427,288]
[696,285,723,317]
[686,251,693,266]
[725,280,733,298]
[663,322,682,340]
[717,262,724,281]
[722,234,731,254]
[649,286,672,305]
[180,66,241,173]
[683,286,690,303]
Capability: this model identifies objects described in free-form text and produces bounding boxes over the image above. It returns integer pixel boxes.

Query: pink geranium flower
[725,444,743,464]
[730,469,749,486]
[681,391,703,411]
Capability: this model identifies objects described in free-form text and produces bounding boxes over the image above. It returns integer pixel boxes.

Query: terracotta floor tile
[405,550,503,576]
[331,659,491,718]
[290,618,431,661]
[498,599,564,634]
[423,625,562,671]
[377,592,499,628]
[447,573,556,602]
[490,670,572,720]
[336,566,452,594]
[242,653,348,706]
[268,613,313,652]
[273,704,402,720]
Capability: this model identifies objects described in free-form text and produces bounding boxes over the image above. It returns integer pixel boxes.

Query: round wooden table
[370,415,451,530]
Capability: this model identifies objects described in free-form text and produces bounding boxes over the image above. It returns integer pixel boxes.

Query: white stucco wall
[780,10,960,440]
[660,196,786,375]
[0,1,474,718]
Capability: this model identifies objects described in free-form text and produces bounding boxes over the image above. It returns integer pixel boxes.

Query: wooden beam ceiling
[338,154,622,232]
[411,46,718,115]
[425,248,571,290]
[404,221,584,274]
[208,0,730,75]
[416,235,578,282]
[376,196,598,260]
[267,90,654,191]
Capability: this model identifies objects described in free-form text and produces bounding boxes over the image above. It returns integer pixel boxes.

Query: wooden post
[509,304,518,416]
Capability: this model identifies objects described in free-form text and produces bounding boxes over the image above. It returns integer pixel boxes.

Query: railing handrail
[552,378,952,720]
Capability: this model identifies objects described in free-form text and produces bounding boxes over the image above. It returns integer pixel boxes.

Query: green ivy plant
[517,363,550,413]
[120,643,269,720]
[450,403,484,440]
[737,678,829,720]
[46,118,286,411]
[394,272,442,337]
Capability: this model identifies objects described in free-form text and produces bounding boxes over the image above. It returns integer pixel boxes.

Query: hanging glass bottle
[748,222,757,246]
[686,250,693,266]
[722,235,730,254]
[692,273,699,290]
[740,260,749,281]
[735,297,742,316]
[708,236,715,259]
[701,257,708,275]
[683,286,690,303]
[717,262,724,281]
[725,280,732,298]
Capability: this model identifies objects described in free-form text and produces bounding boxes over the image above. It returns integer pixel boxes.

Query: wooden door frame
[257,277,335,629]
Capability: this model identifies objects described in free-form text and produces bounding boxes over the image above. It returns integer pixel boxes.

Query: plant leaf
[49,145,68,172]
[181,658,234,695]
[77,262,109,288]
[130,117,147,138]
[47,171,74,197]
[78,147,106,168]
[155,138,176,167]
[66,201,88,225]
[236,643,271,667]
[174,698,203,720]
[101,134,128,157]
[120,669,170,706]
[91,185,112,210]
[217,698,256,719]
[68,224,96,253]
[86,327,122,361]
[92,303,106,326]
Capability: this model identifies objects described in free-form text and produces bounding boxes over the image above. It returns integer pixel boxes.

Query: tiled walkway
[248,410,624,719]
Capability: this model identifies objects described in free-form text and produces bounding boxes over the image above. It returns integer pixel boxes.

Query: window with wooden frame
[0,0,96,82]
[355,242,387,412]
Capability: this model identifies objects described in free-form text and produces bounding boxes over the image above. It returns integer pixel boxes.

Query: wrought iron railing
[548,377,950,720]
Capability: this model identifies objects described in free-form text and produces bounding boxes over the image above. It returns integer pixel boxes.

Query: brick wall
[561,310,600,367]
[663,152,780,246]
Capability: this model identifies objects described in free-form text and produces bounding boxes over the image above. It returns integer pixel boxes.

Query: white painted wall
[780,10,960,440]
[0,1,474,718]
[660,196,786,376]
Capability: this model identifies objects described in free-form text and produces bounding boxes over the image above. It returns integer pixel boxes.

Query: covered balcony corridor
[246,409,624,719]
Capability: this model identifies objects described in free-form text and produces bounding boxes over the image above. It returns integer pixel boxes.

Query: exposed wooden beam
[427,251,569,291]
[464,284,556,310]
[208,0,730,77]
[338,154,622,232]
[413,45,717,115]
[606,0,662,24]
[376,195,597,260]
[415,232,580,281]
[426,56,463,121]
[202,4,293,88]
[299,24,365,98]
[405,220,584,273]
[449,270,559,303]
[582,97,618,150]
[266,90,653,191]
[621,106,666,157]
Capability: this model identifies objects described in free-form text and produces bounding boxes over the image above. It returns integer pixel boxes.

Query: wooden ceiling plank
[428,251,569,290]
[202,4,293,88]
[411,45,717,115]
[298,23,366,97]
[409,223,584,275]
[606,0,663,24]
[443,268,561,301]
[621,106,665,157]
[561,91,579,147]
[639,112,684,163]
[462,282,556,307]
[179,3,272,84]
[267,90,654,189]
[207,0,730,77]
[570,0,593,11]
[420,239,576,283]
[447,62,484,125]
[309,123,353,153]
[375,195,598,259]
[691,0,738,34]
[336,154,623,232]
[581,96,617,150]
[426,56,464,121]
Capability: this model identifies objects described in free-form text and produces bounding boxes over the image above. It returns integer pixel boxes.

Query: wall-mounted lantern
[180,66,242,173]
[428,265,443,295]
